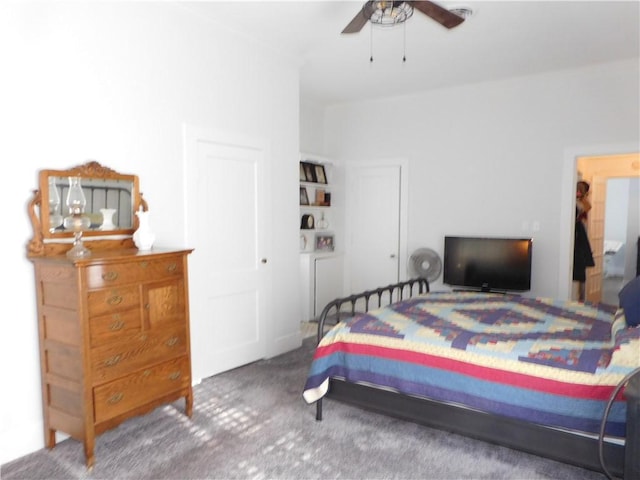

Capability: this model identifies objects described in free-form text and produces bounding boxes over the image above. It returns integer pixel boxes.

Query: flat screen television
[443,236,533,292]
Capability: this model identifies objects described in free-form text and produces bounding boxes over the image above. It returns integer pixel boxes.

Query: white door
[185,127,268,380]
[347,162,406,293]
[584,176,606,303]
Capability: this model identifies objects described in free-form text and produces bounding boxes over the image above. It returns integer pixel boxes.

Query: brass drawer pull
[166,337,179,347]
[107,295,123,306]
[108,319,125,331]
[168,371,181,381]
[107,392,124,405]
[140,261,149,268]
[104,354,121,367]
[102,271,119,282]
[166,263,177,273]
[143,369,151,377]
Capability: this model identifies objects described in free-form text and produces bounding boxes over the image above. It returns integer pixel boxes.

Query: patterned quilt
[303,292,640,437]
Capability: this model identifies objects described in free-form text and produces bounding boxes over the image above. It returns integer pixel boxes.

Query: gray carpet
[1,338,606,480]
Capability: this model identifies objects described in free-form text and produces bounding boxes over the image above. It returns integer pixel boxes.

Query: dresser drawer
[91,327,187,384]
[88,286,140,317]
[89,309,141,347]
[86,257,184,289]
[93,356,190,424]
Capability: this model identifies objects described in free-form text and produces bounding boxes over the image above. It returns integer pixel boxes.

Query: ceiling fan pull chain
[403,22,407,63]
[370,25,374,63]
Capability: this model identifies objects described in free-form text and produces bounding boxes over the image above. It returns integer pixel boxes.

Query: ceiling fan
[342,1,465,34]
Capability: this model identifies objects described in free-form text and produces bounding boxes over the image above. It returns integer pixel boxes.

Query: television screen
[443,236,532,292]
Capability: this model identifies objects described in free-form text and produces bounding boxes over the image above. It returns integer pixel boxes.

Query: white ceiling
[181,1,640,107]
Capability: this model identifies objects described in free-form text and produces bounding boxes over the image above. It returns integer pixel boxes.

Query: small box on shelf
[315,189,332,206]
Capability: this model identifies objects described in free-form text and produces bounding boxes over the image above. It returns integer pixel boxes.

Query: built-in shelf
[299,153,344,321]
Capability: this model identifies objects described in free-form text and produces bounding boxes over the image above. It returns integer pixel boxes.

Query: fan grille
[408,248,442,282]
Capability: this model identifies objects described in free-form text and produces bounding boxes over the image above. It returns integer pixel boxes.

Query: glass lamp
[48,177,63,232]
[63,176,91,258]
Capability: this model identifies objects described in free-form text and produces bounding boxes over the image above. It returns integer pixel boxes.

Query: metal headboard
[315,277,430,344]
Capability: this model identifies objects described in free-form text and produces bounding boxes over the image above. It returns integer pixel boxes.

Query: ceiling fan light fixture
[366,1,414,27]
[341,1,466,34]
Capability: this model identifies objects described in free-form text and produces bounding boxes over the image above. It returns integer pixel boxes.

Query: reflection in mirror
[48,177,63,232]
[48,176,134,233]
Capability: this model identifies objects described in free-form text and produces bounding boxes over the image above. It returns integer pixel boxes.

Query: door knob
[390,254,396,259]
[261,258,267,264]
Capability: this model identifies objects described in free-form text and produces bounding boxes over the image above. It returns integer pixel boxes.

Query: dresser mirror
[28,161,144,256]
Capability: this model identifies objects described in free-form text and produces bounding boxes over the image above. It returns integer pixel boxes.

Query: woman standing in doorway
[573,180,595,301]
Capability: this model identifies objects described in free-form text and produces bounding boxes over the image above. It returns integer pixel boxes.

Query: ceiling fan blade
[342,7,369,34]
[411,1,465,29]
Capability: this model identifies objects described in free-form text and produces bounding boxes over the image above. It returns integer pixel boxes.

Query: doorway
[575,153,640,304]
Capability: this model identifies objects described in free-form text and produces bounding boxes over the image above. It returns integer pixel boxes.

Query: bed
[303,279,640,479]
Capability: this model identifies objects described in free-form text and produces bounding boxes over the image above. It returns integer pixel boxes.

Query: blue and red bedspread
[303,292,639,437]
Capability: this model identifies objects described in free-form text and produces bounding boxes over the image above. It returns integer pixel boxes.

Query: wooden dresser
[30,248,193,467]
[27,162,193,467]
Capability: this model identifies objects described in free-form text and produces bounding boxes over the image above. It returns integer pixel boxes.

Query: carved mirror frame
[27,161,146,257]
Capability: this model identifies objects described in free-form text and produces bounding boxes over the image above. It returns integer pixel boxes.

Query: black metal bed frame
[313,279,640,479]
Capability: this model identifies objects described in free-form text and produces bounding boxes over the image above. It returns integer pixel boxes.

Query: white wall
[0,2,300,463]
[300,100,327,155]
[324,59,640,298]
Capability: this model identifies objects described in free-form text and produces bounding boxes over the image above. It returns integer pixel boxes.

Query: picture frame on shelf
[315,233,334,252]
[315,188,325,206]
[314,164,327,184]
[302,162,316,183]
[300,163,307,181]
[300,186,309,205]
